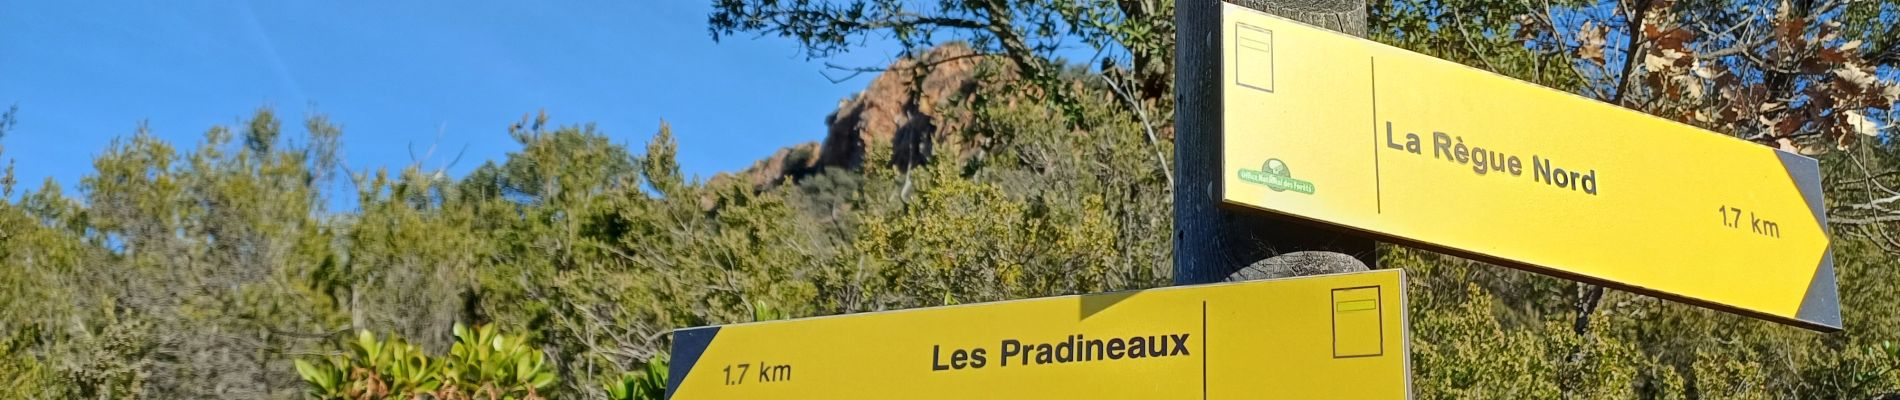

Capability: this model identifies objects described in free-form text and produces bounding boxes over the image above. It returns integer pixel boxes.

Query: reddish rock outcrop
[727,44,990,189]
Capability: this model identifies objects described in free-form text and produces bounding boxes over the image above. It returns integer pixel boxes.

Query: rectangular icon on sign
[1235,23,1274,92]
[1332,286,1384,358]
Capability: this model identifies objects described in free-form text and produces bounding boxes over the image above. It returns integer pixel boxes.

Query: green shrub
[602,356,667,400]
[295,323,553,400]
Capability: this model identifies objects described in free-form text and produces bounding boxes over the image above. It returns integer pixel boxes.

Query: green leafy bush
[602,356,667,400]
[295,323,553,400]
[443,323,557,398]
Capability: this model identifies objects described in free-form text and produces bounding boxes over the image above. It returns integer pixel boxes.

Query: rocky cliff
[727,44,990,189]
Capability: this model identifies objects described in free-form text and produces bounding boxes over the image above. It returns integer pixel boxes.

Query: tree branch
[1610,0,1654,106]
[1099,74,1174,189]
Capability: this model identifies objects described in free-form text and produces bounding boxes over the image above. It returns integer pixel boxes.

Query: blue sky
[0,1,900,205]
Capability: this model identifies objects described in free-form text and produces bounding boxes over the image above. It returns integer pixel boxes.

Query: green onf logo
[1238,158,1316,194]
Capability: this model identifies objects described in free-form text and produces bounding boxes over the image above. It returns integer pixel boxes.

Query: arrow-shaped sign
[667,270,1411,399]
[1218,4,1838,331]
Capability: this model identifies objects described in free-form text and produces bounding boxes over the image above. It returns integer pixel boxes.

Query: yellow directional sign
[666,270,1410,399]
[1218,4,1838,330]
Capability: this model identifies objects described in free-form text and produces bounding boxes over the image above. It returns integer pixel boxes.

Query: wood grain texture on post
[1173,0,1374,285]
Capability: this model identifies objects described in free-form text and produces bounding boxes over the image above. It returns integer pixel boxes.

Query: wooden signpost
[666,270,1410,399]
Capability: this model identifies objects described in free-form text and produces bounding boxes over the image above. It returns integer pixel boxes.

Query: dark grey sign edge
[1778,150,1841,330]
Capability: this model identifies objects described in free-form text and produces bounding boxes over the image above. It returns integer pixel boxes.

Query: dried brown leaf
[1845,110,1879,137]
[1776,137,1799,152]
[1834,63,1878,90]
[1578,21,1608,65]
